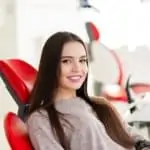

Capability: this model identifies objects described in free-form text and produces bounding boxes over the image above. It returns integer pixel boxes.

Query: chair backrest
[0,59,37,105]
[4,112,33,150]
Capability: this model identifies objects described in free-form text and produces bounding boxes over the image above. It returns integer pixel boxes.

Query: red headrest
[0,59,37,104]
[4,112,33,150]
[101,84,128,102]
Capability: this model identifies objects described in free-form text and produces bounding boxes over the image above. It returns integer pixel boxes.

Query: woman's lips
[67,75,82,82]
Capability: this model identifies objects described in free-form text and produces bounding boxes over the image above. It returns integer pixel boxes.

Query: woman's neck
[55,88,77,101]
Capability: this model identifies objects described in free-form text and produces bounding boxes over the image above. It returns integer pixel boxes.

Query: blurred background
[1,0,150,149]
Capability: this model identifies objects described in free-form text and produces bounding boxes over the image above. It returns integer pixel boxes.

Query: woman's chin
[66,83,83,90]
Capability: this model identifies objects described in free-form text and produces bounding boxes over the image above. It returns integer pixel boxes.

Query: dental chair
[4,112,33,150]
[0,59,37,120]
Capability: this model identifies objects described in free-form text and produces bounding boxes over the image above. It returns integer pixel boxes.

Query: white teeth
[68,76,81,80]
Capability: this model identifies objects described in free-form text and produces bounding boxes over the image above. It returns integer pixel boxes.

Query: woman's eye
[62,59,71,64]
[80,59,87,63]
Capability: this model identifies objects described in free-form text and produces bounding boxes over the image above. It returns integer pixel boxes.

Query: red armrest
[4,112,33,150]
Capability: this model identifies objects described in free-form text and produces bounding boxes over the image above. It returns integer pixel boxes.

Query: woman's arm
[26,111,64,150]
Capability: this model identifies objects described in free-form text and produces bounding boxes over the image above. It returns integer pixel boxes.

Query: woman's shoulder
[27,109,48,119]
[26,109,49,129]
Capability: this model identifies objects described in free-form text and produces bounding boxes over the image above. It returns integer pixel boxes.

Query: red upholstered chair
[0,59,37,119]
[4,112,33,150]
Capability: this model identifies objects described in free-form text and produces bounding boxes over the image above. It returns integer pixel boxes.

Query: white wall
[0,0,18,59]
[88,1,150,85]
[16,0,92,67]
[1,0,150,68]
[115,45,150,85]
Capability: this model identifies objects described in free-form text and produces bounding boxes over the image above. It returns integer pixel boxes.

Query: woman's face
[59,41,88,92]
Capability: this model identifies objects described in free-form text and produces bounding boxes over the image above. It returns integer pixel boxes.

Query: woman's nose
[72,61,81,72]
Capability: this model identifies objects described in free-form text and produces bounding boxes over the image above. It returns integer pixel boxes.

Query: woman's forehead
[62,42,86,57]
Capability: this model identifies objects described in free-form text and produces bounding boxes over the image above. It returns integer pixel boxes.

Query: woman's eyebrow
[80,55,87,58]
[61,56,73,59]
[61,55,87,59]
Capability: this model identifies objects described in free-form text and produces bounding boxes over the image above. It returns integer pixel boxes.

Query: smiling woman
[26,31,144,150]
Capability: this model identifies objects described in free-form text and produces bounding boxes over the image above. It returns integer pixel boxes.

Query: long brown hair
[91,96,134,148]
[28,31,135,150]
